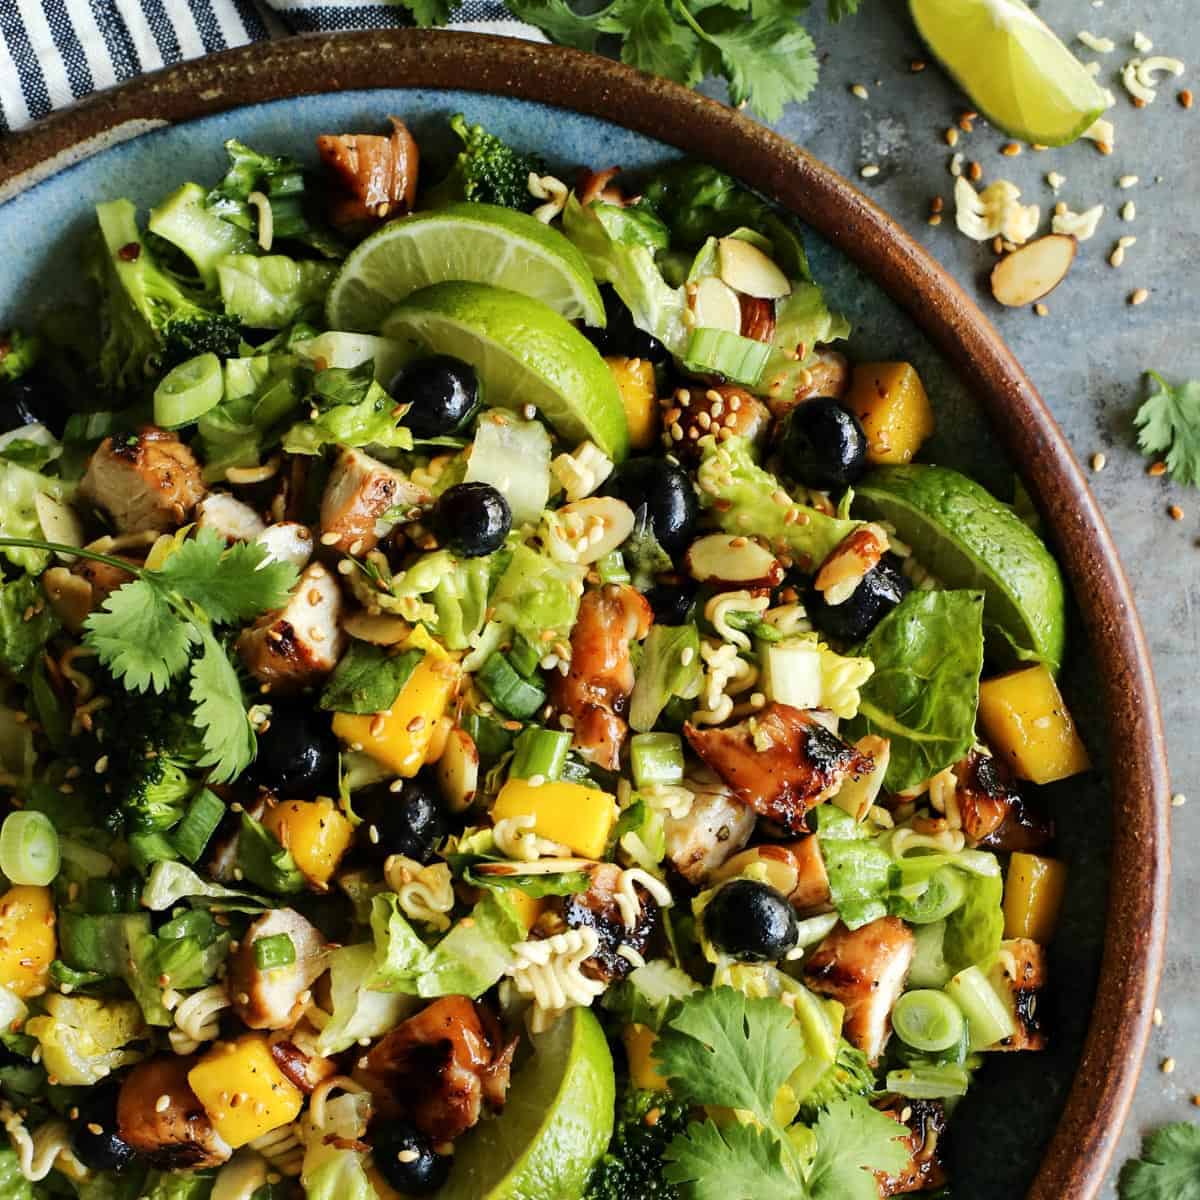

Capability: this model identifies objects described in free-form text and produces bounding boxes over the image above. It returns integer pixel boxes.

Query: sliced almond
[685,533,784,589]
[436,727,480,813]
[717,237,792,299]
[739,295,777,343]
[548,495,636,564]
[990,234,1077,307]
[691,275,743,333]
[33,493,83,560]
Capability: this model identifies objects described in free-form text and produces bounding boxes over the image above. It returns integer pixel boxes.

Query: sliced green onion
[892,989,967,1053]
[170,789,226,864]
[510,728,571,782]
[630,733,685,789]
[793,911,840,950]
[159,909,216,943]
[477,653,546,720]
[597,550,630,585]
[908,920,953,989]
[891,866,968,925]
[254,932,296,970]
[946,965,1015,1050]
[129,830,180,876]
[153,351,225,428]
[507,634,543,680]
[885,1065,971,1100]
[0,811,60,886]
[682,328,772,387]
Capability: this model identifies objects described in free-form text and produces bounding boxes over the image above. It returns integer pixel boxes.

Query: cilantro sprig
[0,531,297,782]
[1134,371,1200,487]
[1119,1122,1200,1200]
[652,987,909,1198]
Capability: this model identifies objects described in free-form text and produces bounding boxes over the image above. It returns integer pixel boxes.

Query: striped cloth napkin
[0,0,544,133]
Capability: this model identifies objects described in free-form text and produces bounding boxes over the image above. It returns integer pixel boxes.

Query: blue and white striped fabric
[0,0,544,133]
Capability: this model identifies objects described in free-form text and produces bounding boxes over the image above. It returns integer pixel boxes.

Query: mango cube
[623,1023,669,1091]
[188,1034,302,1148]
[978,665,1090,784]
[491,778,617,860]
[262,798,354,887]
[1004,852,1068,943]
[0,886,55,999]
[332,653,460,776]
[606,356,658,451]
[506,889,547,933]
[845,362,935,465]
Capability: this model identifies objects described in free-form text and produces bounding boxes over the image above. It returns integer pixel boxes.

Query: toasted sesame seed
[860,164,880,178]
[1119,174,1139,189]
[910,59,926,72]
[94,755,109,774]
[1162,1057,1176,1074]
[1153,1007,1165,1026]
[1002,141,1022,156]
[406,715,425,733]
[945,127,959,146]
[1149,461,1167,477]
[930,195,944,214]
[155,1094,171,1113]
[1034,303,1049,317]
[1181,89,1194,109]
[1121,201,1136,221]
[1172,793,1188,807]
[320,531,340,546]
[1169,504,1185,521]
[397,1149,421,1163]
[1129,287,1149,306]
[1091,452,1107,472]
[87,1123,103,1136]
[851,83,869,100]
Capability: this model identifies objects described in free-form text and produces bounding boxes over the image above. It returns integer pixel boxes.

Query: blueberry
[393,356,481,438]
[433,482,511,558]
[371,1121,449,1195]
[1,371,65,437]
[645,582,697,625]
[806,553,912,643]
[599,458,697,557]
[582,287,669,364]
[777,398,868,491]
[71,1087,137,1174]
[704,879,798,963]
[243,701,339,798]
[354,776,448,864]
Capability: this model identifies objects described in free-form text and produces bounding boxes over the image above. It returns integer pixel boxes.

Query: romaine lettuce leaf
[943,870,1004,971]
[315,943,419,1055]
[757,283,850,402]
[283,362,414,455]
[217,255,336,329]
[490,544,586,650]
[0,459,73,572]
[0,576,59,677]
[629,624,702,733]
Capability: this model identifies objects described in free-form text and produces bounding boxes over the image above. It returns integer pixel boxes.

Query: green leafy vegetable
[0,329,39,383]
[847,590,985,792]
[942,870,1004,971]
[629,624,702,733]
[320,644,423,714]
[0,575,58,676]
[664,1119,799,1200]
[237,813,306,894]
[1134,372,1200,487]
[283,362,414,455]
[0,458,73,573]
[217,255,337,329]
[805,1098,912,1200]
[1120,1123,1200,1200]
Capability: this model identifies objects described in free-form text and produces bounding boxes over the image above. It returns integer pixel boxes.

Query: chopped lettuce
[697,437,859,569]
[0,1150,32,1200]
[943,870,1005,971]
[137,1173,214,1200]
[0,328,40,383]
[490,543,586,651]
[283,361,415,455]
[562,195,689,356]
[369,891,523,997]
[816,833,893,930]
[465,414,552,526]
[301,1091,374,1200]
[25,994,145,1086]
[237,813,306,894]
[759,635,874,719]
[217,255,337,329]
[757,283,850,402]
[602,960,699,1031]
[315,943,419,1055]
[846,590,986,792]
[629,624,702,733]
[0,707,36,792]
[0,459,73,572]
[141,860,268,913]
[57,912,172,1026]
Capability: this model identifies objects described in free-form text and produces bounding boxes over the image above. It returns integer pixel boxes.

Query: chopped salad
[0,114,1092,1200]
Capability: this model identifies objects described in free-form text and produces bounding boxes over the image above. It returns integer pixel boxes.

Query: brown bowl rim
[0,30,1171,1199]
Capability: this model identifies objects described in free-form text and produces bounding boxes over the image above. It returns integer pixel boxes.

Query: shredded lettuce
[490,544,586,651]
[315,943,419,1055]
[25,994,145,1086]
[141,860,267,913]
[283,361,414,455]
[217,255,337,329]
[943,870,1005,971]
[757,283,850,401]
[602,960,699,1031]
[0,459,73,572]
[629,624,702,733]
[301,1092,375,1200]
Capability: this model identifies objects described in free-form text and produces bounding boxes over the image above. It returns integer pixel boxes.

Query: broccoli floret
[796,1039,878,1123]
[585,1088,690,1200]
[426,114,546,211]
[0,329,40,383]
[89,198,242,395]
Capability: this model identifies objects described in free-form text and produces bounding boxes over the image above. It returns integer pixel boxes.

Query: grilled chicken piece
[956,750,1054,852]
[365,996,518,1141]
[991,938,1048,1052]
[766,348,851,420]
[541,862,662,985]
[229,909,329,1030]
[255,521,314,570]
[787,835,833,914]
[666,384,771,460]
[552,584,653,771]
[117,1056,231,1170]
[80,428,205,533]
[804,917,915,1063]
[875,1099,948,1196]
[235,562,346,693]
[317,116,419,227]
[664,770,757,885]
[684,703,873,835]
[196,493,266,543]
[319,447,429,556]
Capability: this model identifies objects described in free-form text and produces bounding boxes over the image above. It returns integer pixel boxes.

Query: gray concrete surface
[748,2,1198,1190]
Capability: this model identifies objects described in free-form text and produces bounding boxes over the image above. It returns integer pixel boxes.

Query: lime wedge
[326,203,605,333]
[855,465,1067,670]
[382,281,629,461]
[439,1007,615,1200]
[909,0,1110,146]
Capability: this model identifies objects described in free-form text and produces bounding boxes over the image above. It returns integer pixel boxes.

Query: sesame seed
[1034,303,1049,317]
[930,196,944,214]
[527,774,546,787]
[406,715,425,733]
[1002,141,1022,156]
[1181,89,1194,109]
[369,714,386,737]
[397,1149,421,1163]
[1118,174,1139,189]
[1091,452,1107,472]
[1129,288,1149,306]
[1149,461,1167,477]
[927,214,943,226]
[968,160,983,183]
[945,127,959,147]
[337,559,354,575]
[155,1094,171,1113]
[1172,793,1188,807]
[1169,505,1185,521]
[1162,1057,1176,1074]
[320,531,340,546]
[860,164,880,179]
[1121,200,1136,221]
[522,404,537,420]
[87,1123,103,1136]
[94,755,109,775]
[1154,1007,1165,1026]
[851,83,869,100]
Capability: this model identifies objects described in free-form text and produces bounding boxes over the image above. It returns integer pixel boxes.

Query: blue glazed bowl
[0,31,1170,1200]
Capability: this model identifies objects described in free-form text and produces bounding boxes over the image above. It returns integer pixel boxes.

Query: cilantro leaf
[663,1119,799,1200]
[616,0,704,85]
[156,529,299,624]
[807,1097,911,1200]
[320,644,424,714]
[705,17,819,121]
[190,628,255,783]
[506,0,605,48]
[1134,372,1200,487]
[406,0,456,24]
[653,986,806,1127]
[84,581,196,693]
[1119,1123,1200,1200]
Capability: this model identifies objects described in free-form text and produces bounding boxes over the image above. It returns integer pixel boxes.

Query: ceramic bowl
[0,31,1170,1199]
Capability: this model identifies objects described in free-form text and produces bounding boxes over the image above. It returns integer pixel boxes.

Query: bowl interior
[0,87,1115,1197]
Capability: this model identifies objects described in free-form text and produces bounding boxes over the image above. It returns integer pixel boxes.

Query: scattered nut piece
[1129,287,1149,306]
[1046,171,1066,192]
[1133,31,1153,53]
[1121,200,1136,221]
[1169,504,1185,521]
[1118,174,1139,188]
[851,83,869,100]
[1091,452,1107,472]
[1108,235,1137,267]
[955,177,1040,244]
[1052,204,1104,241]
[990,235,1077,308]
